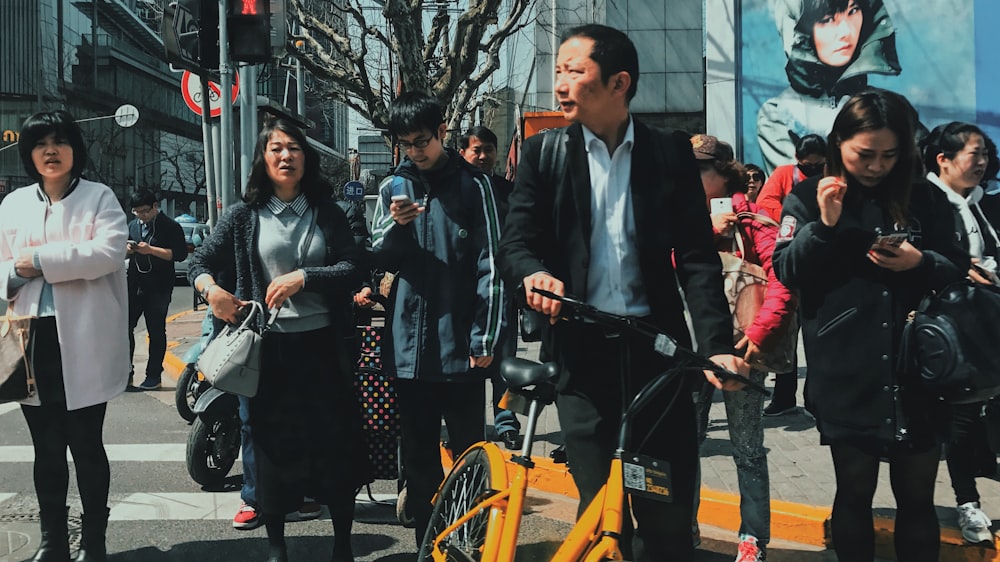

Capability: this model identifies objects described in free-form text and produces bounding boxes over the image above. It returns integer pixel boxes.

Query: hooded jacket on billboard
[756,0,901,173]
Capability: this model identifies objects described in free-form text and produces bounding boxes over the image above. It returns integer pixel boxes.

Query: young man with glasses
[370,91,504,547]
[126,190,187,390]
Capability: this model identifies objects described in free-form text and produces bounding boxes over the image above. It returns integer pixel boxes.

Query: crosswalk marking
[0,491,398,521]
[110,492,240,521]
[0,443,194,463]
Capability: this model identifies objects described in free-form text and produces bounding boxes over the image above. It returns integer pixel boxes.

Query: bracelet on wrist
[201,283,217,300]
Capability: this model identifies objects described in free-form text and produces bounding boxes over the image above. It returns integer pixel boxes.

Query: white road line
[1,491,398,521]
[0,443,193,463]
[110,492,240,521]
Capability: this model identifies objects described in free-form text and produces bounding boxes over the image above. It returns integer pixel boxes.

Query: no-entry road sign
[181,71,239,118]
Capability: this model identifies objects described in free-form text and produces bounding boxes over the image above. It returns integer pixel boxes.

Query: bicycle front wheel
[419,443,509,561]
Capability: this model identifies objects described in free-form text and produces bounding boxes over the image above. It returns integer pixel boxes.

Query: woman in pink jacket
[690,134,798,562]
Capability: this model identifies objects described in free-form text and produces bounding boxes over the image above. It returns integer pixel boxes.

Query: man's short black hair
[388,91,445,138]
[562,24,639,102]
[459,126,499,150]
[18,110,89,183]
[130,190,158,209]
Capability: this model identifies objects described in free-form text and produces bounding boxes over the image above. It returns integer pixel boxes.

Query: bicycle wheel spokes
[420,445,508,562]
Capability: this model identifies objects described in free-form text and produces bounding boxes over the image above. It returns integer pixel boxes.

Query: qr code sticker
[623,462,646,492]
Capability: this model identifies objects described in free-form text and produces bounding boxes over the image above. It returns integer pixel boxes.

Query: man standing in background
[126,190,187,390]
[459,125,522,450]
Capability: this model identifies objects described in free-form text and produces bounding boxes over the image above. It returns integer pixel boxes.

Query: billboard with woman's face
[739,0,999,173]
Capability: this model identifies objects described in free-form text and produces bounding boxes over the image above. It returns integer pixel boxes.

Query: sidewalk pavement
[163,308,1000,561]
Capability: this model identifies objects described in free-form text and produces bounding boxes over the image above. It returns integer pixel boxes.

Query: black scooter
[180,308,242,487]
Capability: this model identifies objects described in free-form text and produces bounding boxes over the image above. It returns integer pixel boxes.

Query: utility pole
[218,0,235,211]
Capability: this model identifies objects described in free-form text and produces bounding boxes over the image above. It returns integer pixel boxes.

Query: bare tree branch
[287,0,536,134]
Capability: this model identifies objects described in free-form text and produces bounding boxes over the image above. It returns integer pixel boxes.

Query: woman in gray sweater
[189,118,369,562]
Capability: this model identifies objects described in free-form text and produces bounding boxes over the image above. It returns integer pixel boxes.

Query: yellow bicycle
[418,290,763,561]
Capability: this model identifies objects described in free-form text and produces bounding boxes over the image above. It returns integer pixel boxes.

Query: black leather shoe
[500,430,523,451]
[550,444,567,464]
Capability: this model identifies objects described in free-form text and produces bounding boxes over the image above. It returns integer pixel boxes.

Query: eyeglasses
[747,173,763,182]
[397,136,434,151]
[132,206,154,216]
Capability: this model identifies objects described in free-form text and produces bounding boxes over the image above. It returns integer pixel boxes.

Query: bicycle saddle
[500,357,559,391]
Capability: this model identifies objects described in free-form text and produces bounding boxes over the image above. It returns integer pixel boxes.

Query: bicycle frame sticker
[622,452,673,503]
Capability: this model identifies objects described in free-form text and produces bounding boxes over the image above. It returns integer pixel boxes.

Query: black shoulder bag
[900,280,1000,404]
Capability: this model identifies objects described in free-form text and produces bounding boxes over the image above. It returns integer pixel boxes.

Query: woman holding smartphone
[690,134,797,561]
[919,122,997,544]
[773,90,967,562]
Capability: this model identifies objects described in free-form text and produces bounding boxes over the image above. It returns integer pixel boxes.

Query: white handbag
[197,301,271,397]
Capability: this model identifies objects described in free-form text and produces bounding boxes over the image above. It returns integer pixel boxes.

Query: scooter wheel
[175,364,204,423]
[186,413,240,487]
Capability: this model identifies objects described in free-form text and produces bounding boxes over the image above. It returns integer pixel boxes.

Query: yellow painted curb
[163,308,203,382]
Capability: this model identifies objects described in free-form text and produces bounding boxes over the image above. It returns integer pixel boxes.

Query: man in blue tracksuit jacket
[371,91,504,545]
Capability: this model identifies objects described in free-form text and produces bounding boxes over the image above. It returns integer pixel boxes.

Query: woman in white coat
[0,110,129,562]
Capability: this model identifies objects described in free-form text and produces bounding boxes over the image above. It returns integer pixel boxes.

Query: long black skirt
[249,324,372,514]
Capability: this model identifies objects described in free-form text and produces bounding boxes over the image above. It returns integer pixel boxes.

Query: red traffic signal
[229,0,270,63]
[231,0,266,17]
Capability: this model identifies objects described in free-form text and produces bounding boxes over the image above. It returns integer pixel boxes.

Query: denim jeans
[238,395,257,505]
[491,371,521,434]
[694,370,769,546]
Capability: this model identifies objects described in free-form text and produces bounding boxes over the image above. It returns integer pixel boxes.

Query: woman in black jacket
[189,118,370,562]
[920,122,997,544]
[773,89,967,562]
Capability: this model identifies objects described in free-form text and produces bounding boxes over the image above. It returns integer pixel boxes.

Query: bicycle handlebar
[531,288,769,395]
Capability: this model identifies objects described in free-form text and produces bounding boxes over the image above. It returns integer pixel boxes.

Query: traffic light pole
[199,74,218,227]
[217,0,235,212]
[238,63,259,196]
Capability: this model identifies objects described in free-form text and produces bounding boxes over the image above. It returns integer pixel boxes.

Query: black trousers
[395,377,485,544]
[127,285,172,380]
[557,325,698,562]
[21,317,110,514]
[946,401,991,505]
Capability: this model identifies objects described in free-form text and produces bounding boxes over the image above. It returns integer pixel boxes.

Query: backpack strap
[736,211,779,228]
[539,128,568,181]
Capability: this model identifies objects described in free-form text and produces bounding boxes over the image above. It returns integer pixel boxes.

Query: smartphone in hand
[390,194,413,206]
[870,232,907,256]
[710,197,733,214]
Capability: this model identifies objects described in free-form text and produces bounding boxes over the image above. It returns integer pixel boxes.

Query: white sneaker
[735,536,764,562]
[957,502,993,544]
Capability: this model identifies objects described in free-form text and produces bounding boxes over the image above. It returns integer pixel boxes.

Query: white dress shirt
[581,118,651,317]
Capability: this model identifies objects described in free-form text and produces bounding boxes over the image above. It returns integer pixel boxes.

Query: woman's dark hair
[827,88,918,226]
[243,118,330,208]
[919,121,985,175]
[700,157,748,195]
[795,134,827,160]
[745,163,767,182]
[798,0,872,35]
[18,110,88,183]
[563,24,639,102]
[388,91,445,138]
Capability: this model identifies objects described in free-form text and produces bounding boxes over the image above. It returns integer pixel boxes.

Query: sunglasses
[747,173,764,182]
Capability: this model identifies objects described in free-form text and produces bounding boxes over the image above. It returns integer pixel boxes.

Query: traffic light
[162,0,219,72]
[229,0,271,63]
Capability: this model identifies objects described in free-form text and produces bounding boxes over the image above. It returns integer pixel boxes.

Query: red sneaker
[232,502,261,530]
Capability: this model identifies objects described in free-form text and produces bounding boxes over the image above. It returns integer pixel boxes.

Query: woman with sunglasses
[744,165,767,202]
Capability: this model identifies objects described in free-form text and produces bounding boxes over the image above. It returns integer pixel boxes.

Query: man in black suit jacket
[497,24,746,561]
